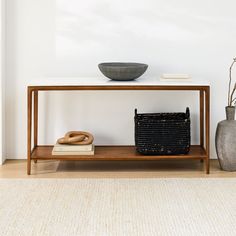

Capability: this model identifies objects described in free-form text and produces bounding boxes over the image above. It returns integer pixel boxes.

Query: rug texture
[0,178,236,236]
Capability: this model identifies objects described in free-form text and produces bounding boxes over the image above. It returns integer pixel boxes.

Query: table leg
[27,88,33,175]
[200,90,204,163]
[200,90,204,147]
[33,91,38,164]
[205,87,210,174]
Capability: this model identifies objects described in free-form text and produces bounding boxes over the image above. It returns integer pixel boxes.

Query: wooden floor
[0,159,235,178]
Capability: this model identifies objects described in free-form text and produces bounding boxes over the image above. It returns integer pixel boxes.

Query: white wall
[5,0,236,159]
[0,0,5,164]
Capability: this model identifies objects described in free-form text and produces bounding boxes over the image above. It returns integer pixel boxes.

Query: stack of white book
[160,74,192,81]
[52,143,95,155]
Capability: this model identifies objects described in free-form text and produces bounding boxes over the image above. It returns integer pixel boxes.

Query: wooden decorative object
[57,131,94,145]
[58,134,85,144]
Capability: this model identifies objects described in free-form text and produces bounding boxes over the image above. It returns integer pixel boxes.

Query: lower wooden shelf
[31,145,207,161]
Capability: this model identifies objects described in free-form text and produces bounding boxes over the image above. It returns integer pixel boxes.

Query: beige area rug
[0,179,236,236]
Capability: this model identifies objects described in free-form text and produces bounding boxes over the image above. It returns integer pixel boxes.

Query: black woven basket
[135,108,190,155]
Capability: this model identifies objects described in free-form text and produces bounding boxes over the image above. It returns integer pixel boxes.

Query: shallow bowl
[98,62,148,81]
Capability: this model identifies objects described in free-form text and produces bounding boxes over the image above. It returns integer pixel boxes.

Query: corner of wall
[0,0,6,165]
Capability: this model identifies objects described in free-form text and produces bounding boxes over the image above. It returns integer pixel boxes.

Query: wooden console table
[27,78,210,175]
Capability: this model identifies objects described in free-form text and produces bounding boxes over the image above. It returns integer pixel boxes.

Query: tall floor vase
[215,106,236,171]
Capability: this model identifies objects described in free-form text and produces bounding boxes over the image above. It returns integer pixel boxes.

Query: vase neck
[226,106,235,120]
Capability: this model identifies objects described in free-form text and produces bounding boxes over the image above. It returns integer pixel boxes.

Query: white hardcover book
[52,145,95,156]
[160,74,192,81]
[53,143,93,152]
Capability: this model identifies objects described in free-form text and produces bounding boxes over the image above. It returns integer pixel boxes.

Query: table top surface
[28,77,210,87]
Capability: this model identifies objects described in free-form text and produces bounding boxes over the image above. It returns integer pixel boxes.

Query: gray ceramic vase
[215,106,236,171]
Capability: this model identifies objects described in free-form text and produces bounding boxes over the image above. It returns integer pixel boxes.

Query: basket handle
[186,107,190,118]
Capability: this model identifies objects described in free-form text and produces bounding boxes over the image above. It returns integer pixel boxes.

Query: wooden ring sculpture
[57,131,94,145]
[57,134,85,144]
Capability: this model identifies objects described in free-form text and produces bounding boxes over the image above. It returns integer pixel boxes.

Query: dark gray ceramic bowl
[98,62,148,81]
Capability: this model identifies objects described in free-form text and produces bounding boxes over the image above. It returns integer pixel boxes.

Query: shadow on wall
[53,0,219,77]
